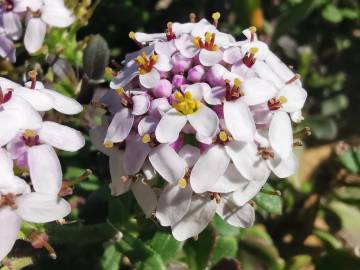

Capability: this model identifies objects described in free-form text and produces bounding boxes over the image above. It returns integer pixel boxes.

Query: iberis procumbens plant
[0,72,85,260]
[0,0,74,60]
[91,12,308,241]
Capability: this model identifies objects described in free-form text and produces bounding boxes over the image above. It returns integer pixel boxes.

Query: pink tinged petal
[252,104,272,128]
[16,193,71,223]
[0,110,22,146]
[3,12,22,40]
[155,108,187,143]
[199,49,223,67]
[231,178,266,207]
[28,145,62,195]
[225,141,271,182]
[208,164,249,193]
[278,85,307,113]
[224,100,256,142]
[13,87,54,111]
[217,199,255,228]
[152,79,172,98]
[267,152,298,178]
[42,0,75,27]
[38,121,85,152]
[123,134,151,175]
[132,94,150,115]
[154,54,172,72]
[138,116,159,136]
[178,144,201,168]
[252,60,283,89]
[231,62,256,79]
[89,125,114,156]
[187,105,219,138]
[155,40,176,57]
[190,145,230,193]
[38,89,82,115]
[265,52,297,83]
[242,78,278,106]
[109,150,131,196]
[0,36,16,62]
[172,195,217,241]
[203,86,225,105]
[105,108,134,143]
[0,208,21,261]
[149,144,187,183]
[175,34,199,58]
[191,19,216,37]
[24,18,46,54]
[223,47,243,64]
[269,111,293,160]
[156,184,192,226]
[110,63,138,89]
[139,69,161,89]
[131,180,157,218]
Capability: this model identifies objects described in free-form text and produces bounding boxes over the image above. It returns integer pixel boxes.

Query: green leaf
[286,255,313,270]
[313,229,343,249]
[321,94,349,116]
[337,149,359,173]
[254,184,282,215]
[305,116,337,140]
[322,4,343,23]
[149,231,182,263]
[315,250,360,270]
[100,244,122,270]
[341,8,359,20]
[211,236,238,266]
[212,215,240,237]
[83,34,110,82]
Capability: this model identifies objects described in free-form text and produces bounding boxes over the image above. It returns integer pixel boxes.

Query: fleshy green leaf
[149,231,182,263]
[211,236,238,266]
[322,4,343,23]
[100,244,122,270]
[255,184,282,215]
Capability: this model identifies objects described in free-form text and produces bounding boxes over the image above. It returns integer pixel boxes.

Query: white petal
[156,184,192,226]
[172,22,195,36]
[131,181,157,218]
[278,85,307,113]
[199,49,223,67]
[190,145,230,193]
[225,141,271,182]
[183,82,209,100]
[28,145,62,195]
[134,32,166,43]
[149,144,187,183]
[0,148,14,182]
[231,178,266,206]
[132,94,150,115]
[110,62,138,89]
[138,115,158,136]
[3,12,22,40]
[154,40,176,57]
[123,134,151,175]
[252,60,283,89]
[223,47,243,64]
[208,164,249,193]
[38,121,84,151]
[0,77,21,89]
[154,54,172,72]
[89,124,115,156]
[155,108,187,143]
[0,208,21,261]
[217,199,255,228]
[241,41,270,60]
[175,34,199,58]
[39,89,83,115]
[24,18,46,54]
[265,52,296,83]
[105,108,134,143]
[139,69,161,89]
[16,193,71,223]
[0,110,22,146]
[42,0,75,27]
[178,144,201,168]
[13,87,54,111]
[242,78,277,106]
[109,150,131,196]
[224,99,255,142]
[187,105,219,138]
[269,111,293,160]
[172,195,217,241]
[290,110,304,123]
[203,86,225,105]
[267,152,298,178]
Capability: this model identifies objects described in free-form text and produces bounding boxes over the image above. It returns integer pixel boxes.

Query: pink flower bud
[171,52,192,74]
[172,74,187,88]
[152,79,172,98]
[187,65,205,82]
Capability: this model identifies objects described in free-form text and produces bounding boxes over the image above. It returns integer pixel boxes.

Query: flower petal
[109,150,131,195]
[0,110,22,146]
[231,178,266,206]
[105,108,134,143]
[132,94,150,115]
[123,133,151,175]
[155,108,187,143]
[252,60,283,89]
[3,12,22,40]
[178,144,201,168]
[217,199,255,228]
[28,144,62,195]
[138,115,158,136]
[267,152,298,178]
[190,145,230,193]
[224,99,256,142]
[199,49,223,67]
[13,87,54,111]
[175,34,199,58]
[0,208,21,261]
[172,195,217,241]
[223,47,243,64]
[42,0,75,27]
[131,180,157,218]
[149,144,187,183]
[278,85,307,113]
[89,124,115,156]
[208,164,249,193]
[39,89,83,115]
[24,18,46,54]
[154,40,176,57]
[154,54,172,72]
[139,69,161,89]
[16,193,71,223]
[269,111,293,160]
[242,78,277,106]
[203,86,225,105]
[187,105,219,138]
[156,183,192,226]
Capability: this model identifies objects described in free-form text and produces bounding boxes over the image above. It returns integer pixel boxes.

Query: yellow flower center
[135,51,158,74]
[193,32,219,51]
[104,140,114,149]
[172,90,201,115]
[178,178,187,189]
[142,134,151,144]
[24,129,37,139]
[278,96,288,104]
[218,131,228,142]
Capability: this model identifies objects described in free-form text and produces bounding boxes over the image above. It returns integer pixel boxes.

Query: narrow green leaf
[100,244,122,270]
[338,150,359,173]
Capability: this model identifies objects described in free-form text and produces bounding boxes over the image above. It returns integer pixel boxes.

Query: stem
[0,257,33,270]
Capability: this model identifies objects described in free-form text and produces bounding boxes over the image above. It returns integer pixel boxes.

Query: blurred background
[1,0,360,269]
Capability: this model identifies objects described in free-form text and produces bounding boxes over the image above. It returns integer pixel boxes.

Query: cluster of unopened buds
[0,0,74,60]
[0,72,85,261]
[91,12,308,241]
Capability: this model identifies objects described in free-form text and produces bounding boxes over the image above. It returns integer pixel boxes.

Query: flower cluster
[0,0,74,61]
[91,13,307,241]
[0,73,84,260]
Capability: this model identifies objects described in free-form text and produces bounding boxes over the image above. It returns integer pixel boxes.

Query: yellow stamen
[212,12,221,21]
[234,78,241,88]
[116,87,125,95]
[193,36,202,48]
[129,31,136,40]
[249,47,259,55]
[24,129,36,138]
[142,134,151,144]
[249,26,257,33]
[174,91,184,101]
[205,32,213,43]
[150,53,158,63]
[173,90,201,115]
[104,140,114,149]
[218,131,228,142]
[278,96,288,104]
[178,178,187,189]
